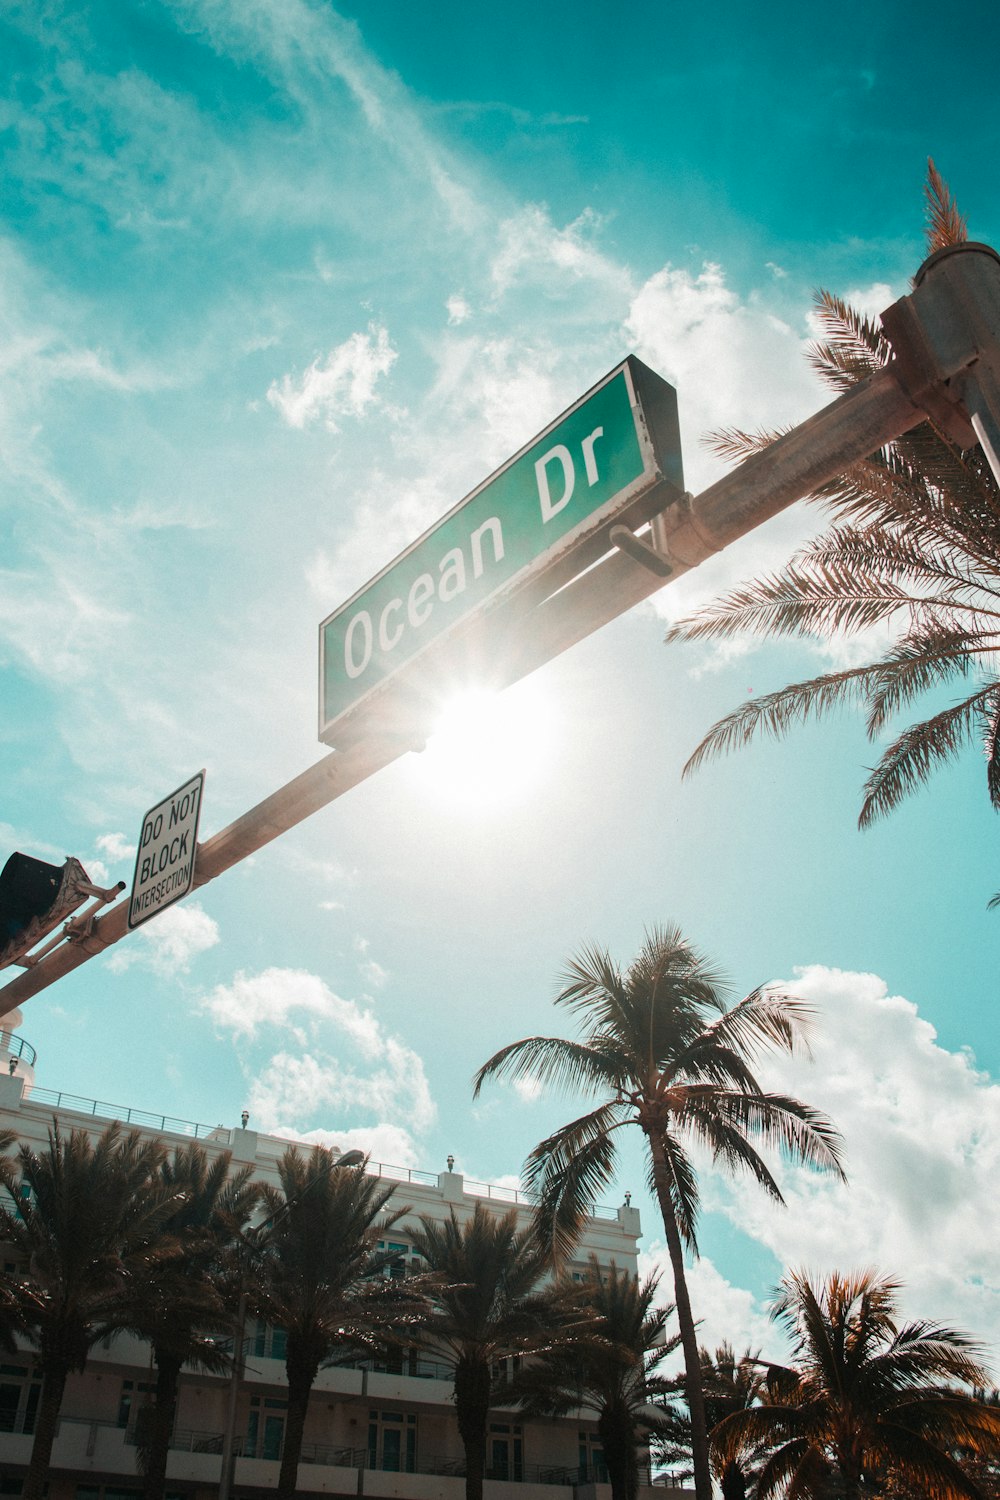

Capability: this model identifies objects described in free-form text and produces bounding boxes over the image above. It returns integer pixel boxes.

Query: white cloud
[626,261,824,494]
[639,1247,777,1363]
[267,323,397,431]
[622,258,848,643]
[200,966,382,1054]
[108,901,220,976]
[246,1039,435,1137]
[446,293,470,325]
[703,966,1000,1353]
[269,1122,422,1169]
[199,966,437,1144]
[95,832,136,864]
[826,281,895,324]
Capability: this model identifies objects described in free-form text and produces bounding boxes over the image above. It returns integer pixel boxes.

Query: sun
[414,681,555,811]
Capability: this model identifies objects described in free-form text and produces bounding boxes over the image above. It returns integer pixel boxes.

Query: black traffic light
[0,853,64,944]
[0,853,92,966]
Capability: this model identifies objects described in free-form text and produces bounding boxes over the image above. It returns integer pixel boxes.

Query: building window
[368,1408,416,1471]
[0,1363,42,1436]
[75,1490,183,1500]
[489,1422,523,1481]
[246,1395,287,1462]
[578,1431,608,1483]
[376,1239,411,1280]
[250,1320,287,1361]
[117,1379,155,1430]
[490,1355,521,1385]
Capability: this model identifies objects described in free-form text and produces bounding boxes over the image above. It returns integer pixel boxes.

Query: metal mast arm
[7,240,1000,1013]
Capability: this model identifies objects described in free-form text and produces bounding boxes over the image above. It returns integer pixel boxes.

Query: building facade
[0,1016,687,1500]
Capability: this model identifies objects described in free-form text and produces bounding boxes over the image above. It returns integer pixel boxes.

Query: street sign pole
[2,241,999,1013]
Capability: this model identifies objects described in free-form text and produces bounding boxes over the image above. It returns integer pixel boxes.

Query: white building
[0,1015,687,1500]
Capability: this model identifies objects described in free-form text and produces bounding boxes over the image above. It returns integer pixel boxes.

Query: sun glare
[416,683,555,811]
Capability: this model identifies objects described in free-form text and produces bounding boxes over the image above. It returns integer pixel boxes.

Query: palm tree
[0,1122,174,1500]
[473,924,846,1500]
[513,1256,684,1500]
[665,164,1000,832]
[407,1201,559,1500]
[712,1269,1000,1500]
[253,1145,407,1500]
[125,1142,259,1500]
[701,1343,768,1500]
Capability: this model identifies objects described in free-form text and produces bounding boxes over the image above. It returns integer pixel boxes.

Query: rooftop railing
[0,1031,37,1067]
[19,1087,624,1223]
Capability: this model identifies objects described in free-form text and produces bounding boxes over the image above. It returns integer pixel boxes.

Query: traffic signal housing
[0,853,93,969]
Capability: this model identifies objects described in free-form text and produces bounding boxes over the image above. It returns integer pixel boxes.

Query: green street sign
[319,355,682,745]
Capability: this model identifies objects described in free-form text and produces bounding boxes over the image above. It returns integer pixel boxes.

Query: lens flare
[417,683,554,811]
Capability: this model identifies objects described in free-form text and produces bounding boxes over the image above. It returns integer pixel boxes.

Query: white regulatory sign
[128,771,205,929]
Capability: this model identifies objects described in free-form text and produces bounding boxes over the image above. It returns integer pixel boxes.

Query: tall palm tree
[0,1122,174,1500]
[712,1269,1000,1500]
[473,924,846,1500]
[665,165,1000,832]
[513,1257,684,1500]
[253,1146,406,1500]
[125,1143,259,1500]
[407,1201,559,1500]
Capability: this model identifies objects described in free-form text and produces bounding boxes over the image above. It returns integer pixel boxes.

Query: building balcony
[0,1410,691,1500]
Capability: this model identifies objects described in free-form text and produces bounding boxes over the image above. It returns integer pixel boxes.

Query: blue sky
[2,0,999,1360]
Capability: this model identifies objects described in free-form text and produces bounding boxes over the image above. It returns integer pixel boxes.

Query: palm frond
[864,624,980,733]
[801,523,1000,604]
[702,1091,847,1179]
[665,564,909,643]
[924,159,968,254]
[859,684,999,825]
[472,1034,626,1100]
[703,425,789,464]
[679,665,884,778]
[696,987,815,1061]
[808,290,893,391]
[982,685,1000,808]
[522,1105,627,1261]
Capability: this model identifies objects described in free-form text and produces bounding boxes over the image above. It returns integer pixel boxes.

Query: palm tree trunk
[720,1459,748,1500]
[22,1364,68,1500]
[645,1130,712,1500]
[598,1400,639,1500]
[143,1348,182,1500]
[455,1354,491,1500]
[277,1362,314,1500]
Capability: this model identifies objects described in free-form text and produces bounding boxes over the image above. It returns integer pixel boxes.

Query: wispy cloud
[108,901,220,977]
[267,324,397,431]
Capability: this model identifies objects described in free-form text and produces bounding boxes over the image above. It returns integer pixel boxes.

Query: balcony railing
[120,1426,667,1488]
[350,1352,454,1381]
